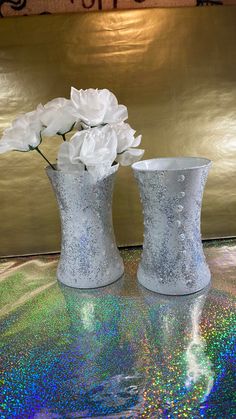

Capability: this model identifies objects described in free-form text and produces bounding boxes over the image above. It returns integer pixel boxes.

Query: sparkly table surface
[1,242,235,418]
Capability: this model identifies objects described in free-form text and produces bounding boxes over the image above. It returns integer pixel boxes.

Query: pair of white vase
[47,157,212,296]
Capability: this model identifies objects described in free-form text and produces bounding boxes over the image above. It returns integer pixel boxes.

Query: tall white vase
[47,166,124,288]
[132,157,212,295]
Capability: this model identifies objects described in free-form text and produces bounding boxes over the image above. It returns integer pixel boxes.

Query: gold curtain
[0,7,236,256]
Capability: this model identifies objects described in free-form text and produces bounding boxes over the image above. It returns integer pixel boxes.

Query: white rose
[112,122,145,166]
[79,125,117,166]
[57,125,118,180]
[0,109,43,154]
[40,98,77,136]
[70,87,128,127]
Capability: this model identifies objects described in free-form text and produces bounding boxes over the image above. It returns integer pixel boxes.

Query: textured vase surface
[47,166,124,288]
[132,157,212,295]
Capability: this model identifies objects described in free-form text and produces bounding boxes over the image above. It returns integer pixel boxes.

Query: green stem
[35,147,55,170]
[57,123,76,140]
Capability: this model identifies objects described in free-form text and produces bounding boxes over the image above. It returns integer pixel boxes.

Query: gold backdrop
[0,7,236,256]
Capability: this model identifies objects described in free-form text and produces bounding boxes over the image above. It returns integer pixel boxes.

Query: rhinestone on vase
[178,174,185,182]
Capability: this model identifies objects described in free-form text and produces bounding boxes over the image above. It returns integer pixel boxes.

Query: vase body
[47,166,124,288]
[132,157,212,295]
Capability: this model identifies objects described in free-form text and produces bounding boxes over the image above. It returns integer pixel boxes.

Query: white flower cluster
[0,88,144,179]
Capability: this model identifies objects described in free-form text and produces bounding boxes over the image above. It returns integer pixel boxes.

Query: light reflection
[55,279,144,417]
[185,302,214,400]
[139,284,214,416]
[80,301,95,331]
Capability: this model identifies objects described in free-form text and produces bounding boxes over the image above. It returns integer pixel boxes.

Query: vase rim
[45,163,119,179]
[132,157,212,172]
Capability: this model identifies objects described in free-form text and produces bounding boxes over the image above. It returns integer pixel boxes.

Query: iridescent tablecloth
[1,242,235,418]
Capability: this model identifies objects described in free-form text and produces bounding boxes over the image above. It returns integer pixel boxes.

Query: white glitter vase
[46,165,124,288]
[132,157,212,295]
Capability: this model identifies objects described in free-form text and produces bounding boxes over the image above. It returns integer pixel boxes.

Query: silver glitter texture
[46,167,124,288]
[132,157,212,295]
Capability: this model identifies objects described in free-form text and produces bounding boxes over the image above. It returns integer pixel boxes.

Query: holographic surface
[1,241,235,418]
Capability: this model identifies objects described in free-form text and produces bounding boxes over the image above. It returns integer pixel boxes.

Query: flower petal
[0,141,14,154]
[57,141,84,173]
[79,125,117,167]
[104,104,128,124]
[116,148,145,166]
[40,99,76,136]
[44,97,69,109]
[131,134,142,148]
[112,122,140,153]
[86,162,119,182]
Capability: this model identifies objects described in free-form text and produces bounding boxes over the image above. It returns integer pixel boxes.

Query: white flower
[57,125,118,180]
[79,125,117,167]
[0,109,43,154]
[40,98,77,136]
[70,87,128,127]
[112,122,145,166]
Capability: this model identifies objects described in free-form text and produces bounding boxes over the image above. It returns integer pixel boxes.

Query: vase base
[57,263,124,289]
[137,269,211,296]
